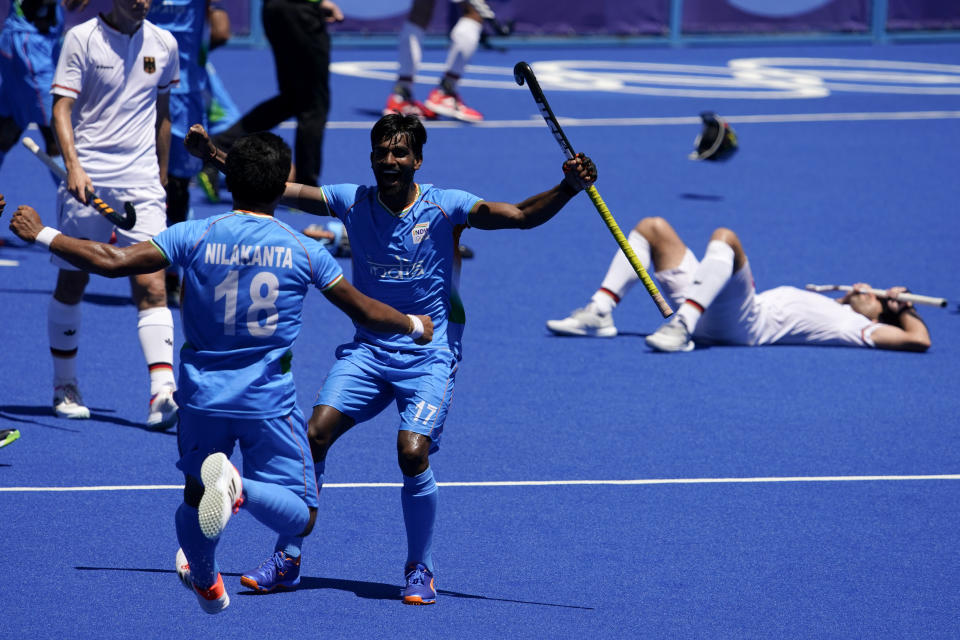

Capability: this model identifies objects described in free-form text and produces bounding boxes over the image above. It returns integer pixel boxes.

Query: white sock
[138,307,176,394]
[49,298,82,386]
[396,21,424,92]
[678,240,735,330]
[443,17,482,85]
[595,230,650,313]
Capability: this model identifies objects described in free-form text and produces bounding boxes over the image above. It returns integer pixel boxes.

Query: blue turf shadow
[0,404,172,433]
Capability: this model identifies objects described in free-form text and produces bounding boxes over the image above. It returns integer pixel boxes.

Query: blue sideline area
[1,42,959,638]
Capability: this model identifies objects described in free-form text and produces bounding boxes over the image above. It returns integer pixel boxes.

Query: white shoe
[146,386,178,431]
[645,320,695,352]
[546,304,617,337]
[198,452,244,540]
[175,547,230,614]
[53,381,90,419]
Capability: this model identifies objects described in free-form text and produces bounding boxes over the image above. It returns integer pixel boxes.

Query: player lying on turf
[546,216,930,352]
[186,113,597,604]
[3,133,433,614]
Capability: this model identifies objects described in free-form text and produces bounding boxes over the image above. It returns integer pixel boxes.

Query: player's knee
[298,507,318,537]
[307,407,339,454]
[710,227,738,246]
[183,474,204,507]
[397,432,430,476]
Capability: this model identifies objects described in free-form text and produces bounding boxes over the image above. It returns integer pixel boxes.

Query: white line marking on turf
[302,110,960,130]
[2,474,959,492]
[0,259,19,267]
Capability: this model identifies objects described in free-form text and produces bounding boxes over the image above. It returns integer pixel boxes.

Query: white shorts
[654,248,760,345]
[53,182,167,271]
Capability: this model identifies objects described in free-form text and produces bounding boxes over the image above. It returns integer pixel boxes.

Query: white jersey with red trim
[752,286,879,347]
[52,15,179,187]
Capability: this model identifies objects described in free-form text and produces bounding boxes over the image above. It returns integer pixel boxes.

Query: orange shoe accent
[195,574,226,601]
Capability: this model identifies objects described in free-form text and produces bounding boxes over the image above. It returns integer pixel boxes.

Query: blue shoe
[240,551,301,592]
[402,563,436,605]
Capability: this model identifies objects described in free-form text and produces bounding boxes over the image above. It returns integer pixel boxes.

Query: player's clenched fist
[8,205,44,243]
[561,152,597,192]
[184,123,217,160]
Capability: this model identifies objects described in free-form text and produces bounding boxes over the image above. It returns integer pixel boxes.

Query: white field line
[310,110,960,130]
[2,474,960,492]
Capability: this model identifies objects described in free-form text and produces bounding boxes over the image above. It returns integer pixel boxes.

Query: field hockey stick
[22,137,137,230]
[513,61,673,318]
[805,284,947,308]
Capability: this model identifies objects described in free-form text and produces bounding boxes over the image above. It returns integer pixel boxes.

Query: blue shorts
[176,405,319,508]
[168,91,205,178]
[315,342,459,453]
[0,29,58,128]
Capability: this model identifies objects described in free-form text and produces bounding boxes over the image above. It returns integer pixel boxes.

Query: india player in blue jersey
[0,0,84,175]
[5,132,433,614]
[186,113,597,604]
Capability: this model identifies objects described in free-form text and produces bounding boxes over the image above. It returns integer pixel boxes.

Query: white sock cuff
[703,240,735,269]
[49,298,82,322]
[137,306,174,328]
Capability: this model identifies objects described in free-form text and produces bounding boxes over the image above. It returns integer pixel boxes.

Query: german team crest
[143,57,156,73]
[411,222,429,245]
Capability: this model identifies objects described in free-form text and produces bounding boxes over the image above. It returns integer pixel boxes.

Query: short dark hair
[370,113,427,159]
[225,132,291,203]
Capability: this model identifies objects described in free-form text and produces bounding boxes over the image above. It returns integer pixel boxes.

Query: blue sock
[175,502,219,588]
[401,467,438,572]
[242,477,310,558]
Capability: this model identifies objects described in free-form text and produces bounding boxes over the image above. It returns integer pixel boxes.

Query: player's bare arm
[323,278,434,345]
[184,123,227,172]
[156,92,172,187]
[468,153,597,230]
[281,182,331,216]
[51,95,93,204]
[870,287,931,352]
[8,205,168,277]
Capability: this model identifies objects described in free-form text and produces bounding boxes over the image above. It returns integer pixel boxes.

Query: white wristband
[35,227,61,248]
[406,314,424,339]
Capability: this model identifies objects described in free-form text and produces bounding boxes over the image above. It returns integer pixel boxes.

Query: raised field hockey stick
[513,61,673,318]
[22,137,137,230]
[805,284,947,308]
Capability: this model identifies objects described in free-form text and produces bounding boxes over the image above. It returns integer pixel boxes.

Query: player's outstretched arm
[281,182,332,217]
[7,204,168,278]
[323,279,433,345]
[468,153,597,230]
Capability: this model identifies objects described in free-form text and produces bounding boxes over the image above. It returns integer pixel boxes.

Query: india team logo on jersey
[411,222,429,245]
[143,57,156,73]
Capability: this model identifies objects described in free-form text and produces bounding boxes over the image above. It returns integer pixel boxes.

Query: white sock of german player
[395,21,424,95]
[676,240,735,330]
[49,298,82,387]
[441,17,482,93]
[590,230,651,315]
[137,307,175,394]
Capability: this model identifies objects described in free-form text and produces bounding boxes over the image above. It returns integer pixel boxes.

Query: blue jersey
[147,0,206,94]
[320,183,481,358]
[151,211,344,418]
[3,0,63,35]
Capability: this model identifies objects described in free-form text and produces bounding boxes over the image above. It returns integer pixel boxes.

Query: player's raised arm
[7,204,167,278]
[870,287,931,352]
[467,153,596,230]
[322,278,433,345]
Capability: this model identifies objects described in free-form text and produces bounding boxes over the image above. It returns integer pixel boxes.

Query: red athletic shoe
[424,88,483,122]
[383,93,436,119]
